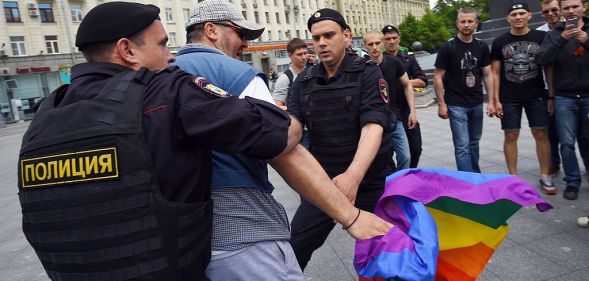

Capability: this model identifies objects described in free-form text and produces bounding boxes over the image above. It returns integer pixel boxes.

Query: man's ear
[114,38,138,65]
[204,22,221,41]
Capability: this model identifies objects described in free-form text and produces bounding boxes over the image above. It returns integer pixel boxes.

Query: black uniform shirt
[59,62,290,203]
[379,55,406,117]
[287,54,391,130]
[387,51,427,109]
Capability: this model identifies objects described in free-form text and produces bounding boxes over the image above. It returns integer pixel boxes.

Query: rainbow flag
[355,168,552,281]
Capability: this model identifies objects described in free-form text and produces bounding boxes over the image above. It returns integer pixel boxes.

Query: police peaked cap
[307,8,350,31]
[381,25,399,35]
[75,1,160,50]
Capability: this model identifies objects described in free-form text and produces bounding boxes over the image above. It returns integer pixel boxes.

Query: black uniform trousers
[289,186,383,270]
[399,106,423,168]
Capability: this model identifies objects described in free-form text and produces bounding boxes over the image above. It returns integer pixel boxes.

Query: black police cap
[75,1,160,50]
[307,8,350,31]
[381,25,399,35]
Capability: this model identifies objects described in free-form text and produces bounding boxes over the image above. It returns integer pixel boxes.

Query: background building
[0,0,429,123]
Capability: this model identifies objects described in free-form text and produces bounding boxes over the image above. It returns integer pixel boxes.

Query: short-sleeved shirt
[435,37,491,107]
[287,54,392,130]
[387,51,427,109]
[59,62,290,203]
[491,30,547,103]
[379,55,406,116]
[272,65,302,104]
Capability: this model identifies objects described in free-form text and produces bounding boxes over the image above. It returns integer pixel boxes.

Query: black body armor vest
[17,69,212,281]
[298,58,391,184]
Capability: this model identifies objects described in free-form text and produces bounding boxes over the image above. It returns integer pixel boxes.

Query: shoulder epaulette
[193,76,230,98]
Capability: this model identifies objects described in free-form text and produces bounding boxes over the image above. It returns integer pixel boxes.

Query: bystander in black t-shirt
[491,30,547,103]
[379,55,406,117]
[435,37,491,107]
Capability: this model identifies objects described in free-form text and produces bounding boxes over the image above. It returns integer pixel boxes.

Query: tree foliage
[399,11,452,53]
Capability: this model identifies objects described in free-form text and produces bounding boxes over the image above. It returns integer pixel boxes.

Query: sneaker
[539,179,557,195]
[578,216,589,228]
[563,186,579,200]
[549,164,560,176]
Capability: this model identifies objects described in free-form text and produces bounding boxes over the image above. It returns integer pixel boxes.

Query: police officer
[287,9,394,270]
[382,25,426,168]
[17,2,391,281]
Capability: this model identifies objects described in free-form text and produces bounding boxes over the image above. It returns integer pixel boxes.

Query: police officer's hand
[438,103,449,119]
[345,210,394,240]
[407,111,417,129]
[333,171,362,205]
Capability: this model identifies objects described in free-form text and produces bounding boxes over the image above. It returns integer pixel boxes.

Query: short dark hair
[82,32,145,62]
[542,0,558,5]
[287,38,307,54]
[186,23,206,44]
[559,0,588,4]
[457,7,479,19]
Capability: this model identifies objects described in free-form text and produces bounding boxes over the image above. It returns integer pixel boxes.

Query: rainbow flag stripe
[355,168,552,281]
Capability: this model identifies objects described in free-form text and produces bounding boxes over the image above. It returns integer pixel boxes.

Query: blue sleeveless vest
[175,46,274,192]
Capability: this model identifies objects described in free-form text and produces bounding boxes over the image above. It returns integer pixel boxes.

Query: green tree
[433,0,489,30]
[399,11,452,53]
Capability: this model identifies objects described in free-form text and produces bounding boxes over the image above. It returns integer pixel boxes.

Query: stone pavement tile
[522,197,589,232]
[0,238,31,271]
[303,240,356,281]
[0,263,47,281]
[567,227,589,243]
[485,238,571,280]
[478,268,502,281]
[506,211,566,244]
[0,218,25,243]
[546,267,589,281]
[417,156,455,169]
[525,232,589,271]
[6,244,42,268]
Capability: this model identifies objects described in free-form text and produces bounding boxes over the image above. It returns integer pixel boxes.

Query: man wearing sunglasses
[175,1,301,279]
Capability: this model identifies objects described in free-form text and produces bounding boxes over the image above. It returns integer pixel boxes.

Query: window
[275,12,280,24]
[10,36,26,56]
[165,7,173,22]
[285,12,289,24]
[254,11,259,23]
[3,1,20,22]
[70,3,82,22]
[277,63,289,73]
[273,0,277,5]
[268,30,272,41]
[305,30,308,39]
[183,8,190,22]
[168,32,176,47]
[240,53,253,66]
[263,0,267,5]
[242,11,246,20]
[265,12,269,23]
[296,30,300,38]
[278,30,283,40]
[39,3,54,22]
[45,35,59,54]
[275,50,288,58]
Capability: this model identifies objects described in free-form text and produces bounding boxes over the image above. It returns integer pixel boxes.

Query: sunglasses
[541,8,559,15]
[214,22,246,40]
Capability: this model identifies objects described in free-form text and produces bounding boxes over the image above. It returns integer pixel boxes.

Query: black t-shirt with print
[491,30,547,103]
[435,37,491,107]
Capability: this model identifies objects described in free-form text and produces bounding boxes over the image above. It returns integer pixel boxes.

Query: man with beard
[364,30,416,171]
[491,2,553,194]
[287,9,394,270]
[174,1,392,279]
[381,25,424,168]
[434,7,495,172]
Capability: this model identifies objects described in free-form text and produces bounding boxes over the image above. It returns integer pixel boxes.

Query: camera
[566,18,579,28]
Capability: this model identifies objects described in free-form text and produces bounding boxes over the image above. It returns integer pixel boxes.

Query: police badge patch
[193,76,230,98]
[378,79,389,103]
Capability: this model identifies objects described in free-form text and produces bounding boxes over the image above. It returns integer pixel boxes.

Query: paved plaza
[0,104,588,281]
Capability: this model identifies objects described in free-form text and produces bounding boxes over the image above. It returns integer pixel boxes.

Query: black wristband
[342,208,361,230]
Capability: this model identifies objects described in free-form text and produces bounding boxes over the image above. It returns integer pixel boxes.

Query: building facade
[0,0,429,123]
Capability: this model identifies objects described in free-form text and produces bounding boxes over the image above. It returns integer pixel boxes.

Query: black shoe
[563,186,579,200]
